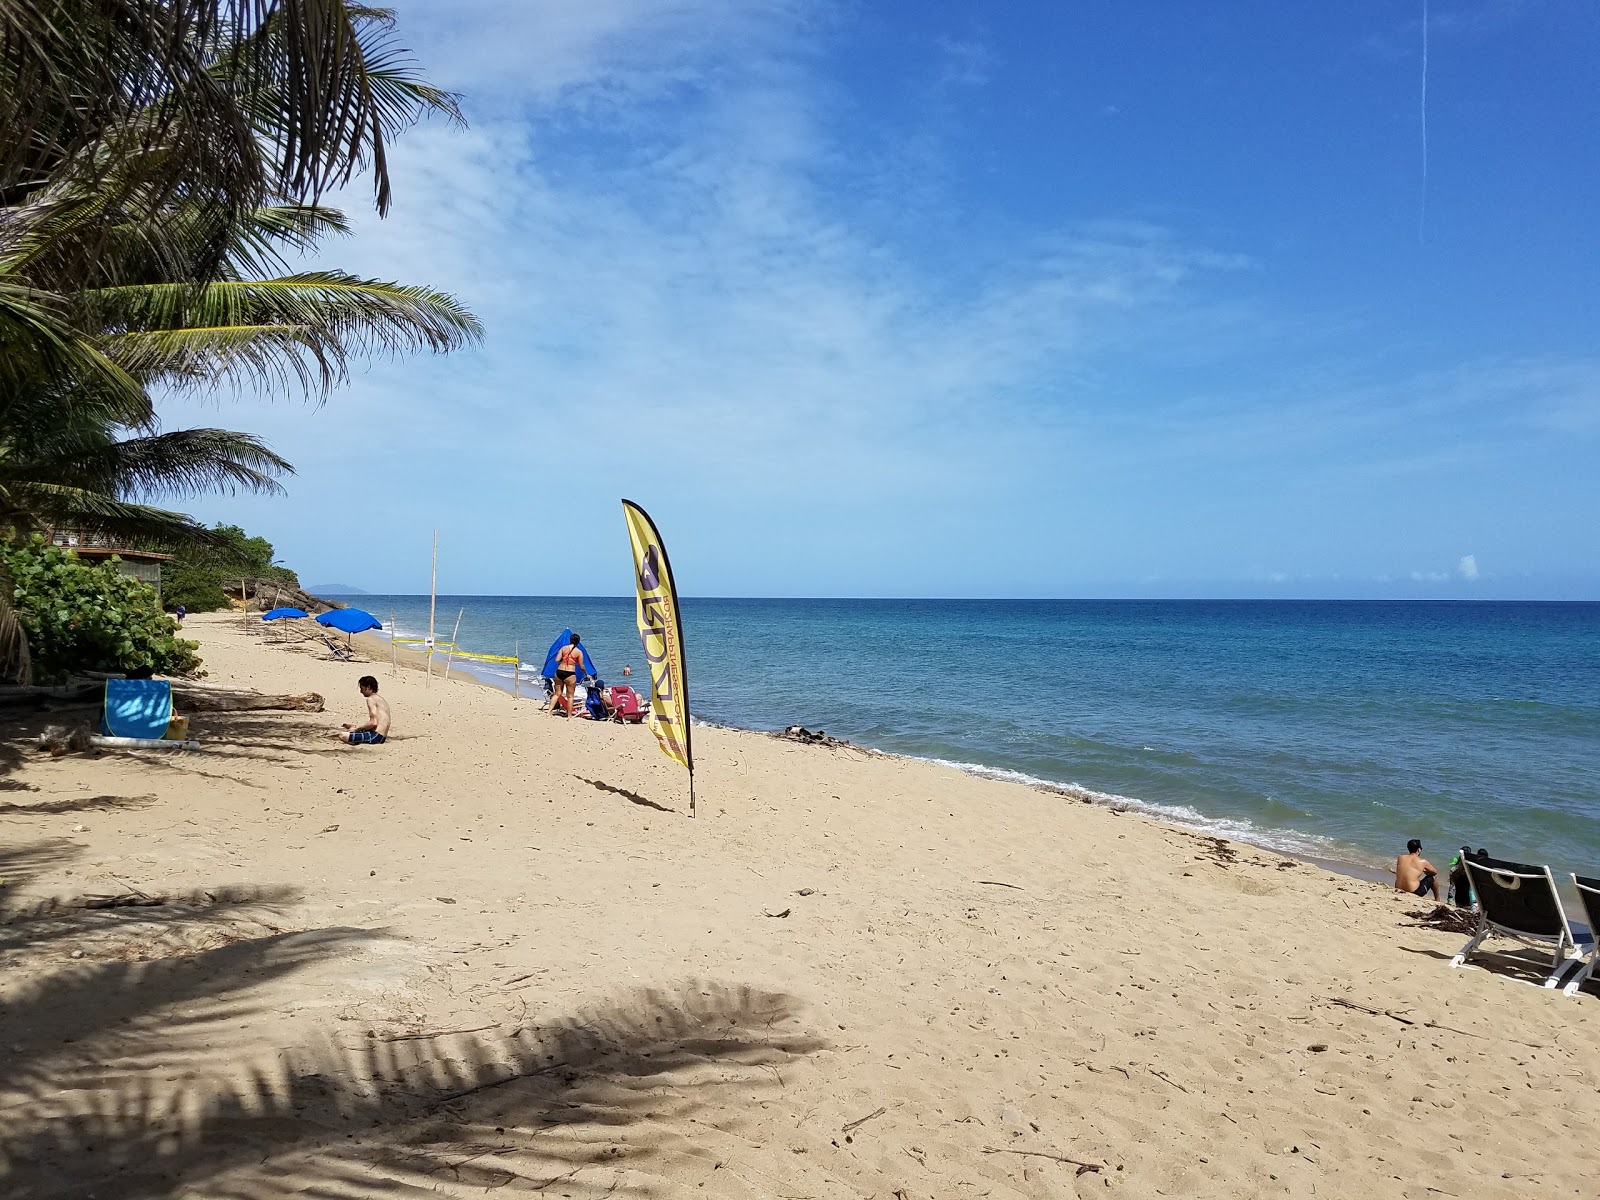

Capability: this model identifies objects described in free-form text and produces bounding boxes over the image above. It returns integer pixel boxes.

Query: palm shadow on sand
[1,847,823,1199]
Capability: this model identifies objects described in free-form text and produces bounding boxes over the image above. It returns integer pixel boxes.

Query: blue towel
[101,679,173,739]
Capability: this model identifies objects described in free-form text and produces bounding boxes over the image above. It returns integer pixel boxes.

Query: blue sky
[162,0,1600,598]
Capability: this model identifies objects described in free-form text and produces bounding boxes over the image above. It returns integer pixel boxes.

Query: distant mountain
[308,583,370,595]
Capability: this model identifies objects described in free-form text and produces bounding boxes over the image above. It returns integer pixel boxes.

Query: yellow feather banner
[622,500,694,810]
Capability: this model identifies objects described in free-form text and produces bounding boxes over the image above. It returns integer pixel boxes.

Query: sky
[161,0,1600,599]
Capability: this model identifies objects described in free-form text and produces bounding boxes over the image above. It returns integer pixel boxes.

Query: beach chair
[100,679,173,739]
[323,636,356,662]
[605,685,646,724]
[1561,875,1600,997]
[1451,856,1588,989]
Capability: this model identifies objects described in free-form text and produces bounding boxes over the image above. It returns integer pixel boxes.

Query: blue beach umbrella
[316,608,383,635]
[262,606,309,621]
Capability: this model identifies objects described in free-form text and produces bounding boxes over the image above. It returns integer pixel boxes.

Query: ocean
[334,596,1599,876]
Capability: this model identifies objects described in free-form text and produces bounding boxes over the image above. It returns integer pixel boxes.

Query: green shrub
[2,536,201,681]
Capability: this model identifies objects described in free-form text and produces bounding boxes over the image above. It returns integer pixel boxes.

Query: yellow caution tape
[391,637,519,665]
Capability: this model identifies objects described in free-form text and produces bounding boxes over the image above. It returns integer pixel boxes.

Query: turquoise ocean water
[336,597,1598,875]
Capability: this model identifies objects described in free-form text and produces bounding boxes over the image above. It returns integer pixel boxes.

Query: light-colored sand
[3,611,1597,1199]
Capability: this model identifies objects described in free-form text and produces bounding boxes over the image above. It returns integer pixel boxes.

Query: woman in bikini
[552,633,584,718]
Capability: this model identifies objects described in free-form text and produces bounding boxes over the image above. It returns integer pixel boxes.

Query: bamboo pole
[427,529,437,687]
[443,607,464,681]
[390,609,398,677]
[513,640,520,699]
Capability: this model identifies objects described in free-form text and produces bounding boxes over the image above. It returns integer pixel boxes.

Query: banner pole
[513,640,520,699]
[390,610,397,677]
[689,772,696,819]
[443,607,464,681]
[427,529,437,688]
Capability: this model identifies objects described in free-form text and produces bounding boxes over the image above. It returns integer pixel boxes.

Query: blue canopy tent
[100,679,172,739]
[540,627,597,682]
[262,606,309,621]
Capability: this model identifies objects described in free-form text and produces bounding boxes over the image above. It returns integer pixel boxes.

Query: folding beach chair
[1451,856,1589,989]
[323,636,356,662]
[1561,875,1600,997]
[605,684,646,724]
[100,679,173,739]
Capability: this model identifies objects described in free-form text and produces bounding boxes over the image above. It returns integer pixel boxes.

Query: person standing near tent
[552,634,584,719]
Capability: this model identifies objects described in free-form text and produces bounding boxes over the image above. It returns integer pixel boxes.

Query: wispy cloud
[153,0,1600,597]
[933,34,997,89]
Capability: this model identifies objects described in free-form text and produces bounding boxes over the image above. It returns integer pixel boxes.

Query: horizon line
[310,592,1600,605]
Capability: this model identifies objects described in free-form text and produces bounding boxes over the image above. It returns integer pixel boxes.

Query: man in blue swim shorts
[334,676,390,745]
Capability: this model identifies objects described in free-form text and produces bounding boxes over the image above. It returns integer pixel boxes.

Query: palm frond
[1,480,228,551]
[94,271,483,395]
[2,1,459,221]
[0,558,32,685]
[0,279,150,420]
[49,427,294,501]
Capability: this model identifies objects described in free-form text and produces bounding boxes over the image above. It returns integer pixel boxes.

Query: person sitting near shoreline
[333,675,390,745]
[1394,839,1440,900]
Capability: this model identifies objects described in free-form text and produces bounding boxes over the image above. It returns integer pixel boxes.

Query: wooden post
[240,579,248,630]
[390,609,398,676]
[513,640,520,699]
[443,607,464,681]
[427,529,437,687]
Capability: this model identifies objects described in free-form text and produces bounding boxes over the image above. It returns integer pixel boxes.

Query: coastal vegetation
[0,535,201,680]
[162,521,298,613]
[0,2,482,681]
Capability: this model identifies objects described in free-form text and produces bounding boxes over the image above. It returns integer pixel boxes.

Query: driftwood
[3,683,322,714]
[174,688,323,713]
[0,683,102,709]
[841,1106,887,1134]
[983,1147,1103,1174]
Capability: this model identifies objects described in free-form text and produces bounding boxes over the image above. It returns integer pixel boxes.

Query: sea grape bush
[1,537,200,681]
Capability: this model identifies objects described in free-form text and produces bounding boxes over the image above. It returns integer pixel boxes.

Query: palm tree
[0,193,482,680]
[1,2,454,224]
[0,4,482,680]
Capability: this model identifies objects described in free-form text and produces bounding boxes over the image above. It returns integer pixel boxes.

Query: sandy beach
[2,610,1597,1199]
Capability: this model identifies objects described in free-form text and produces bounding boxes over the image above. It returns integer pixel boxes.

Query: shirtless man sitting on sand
[333,676,390,745]
[1394,838,1440,900]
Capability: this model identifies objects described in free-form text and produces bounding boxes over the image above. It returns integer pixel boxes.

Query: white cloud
[933,35,996,89]
[1458,554,1480,581]
[235,2,1248,494]
[1410,570,1449,583]
[149,1,1600,597]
